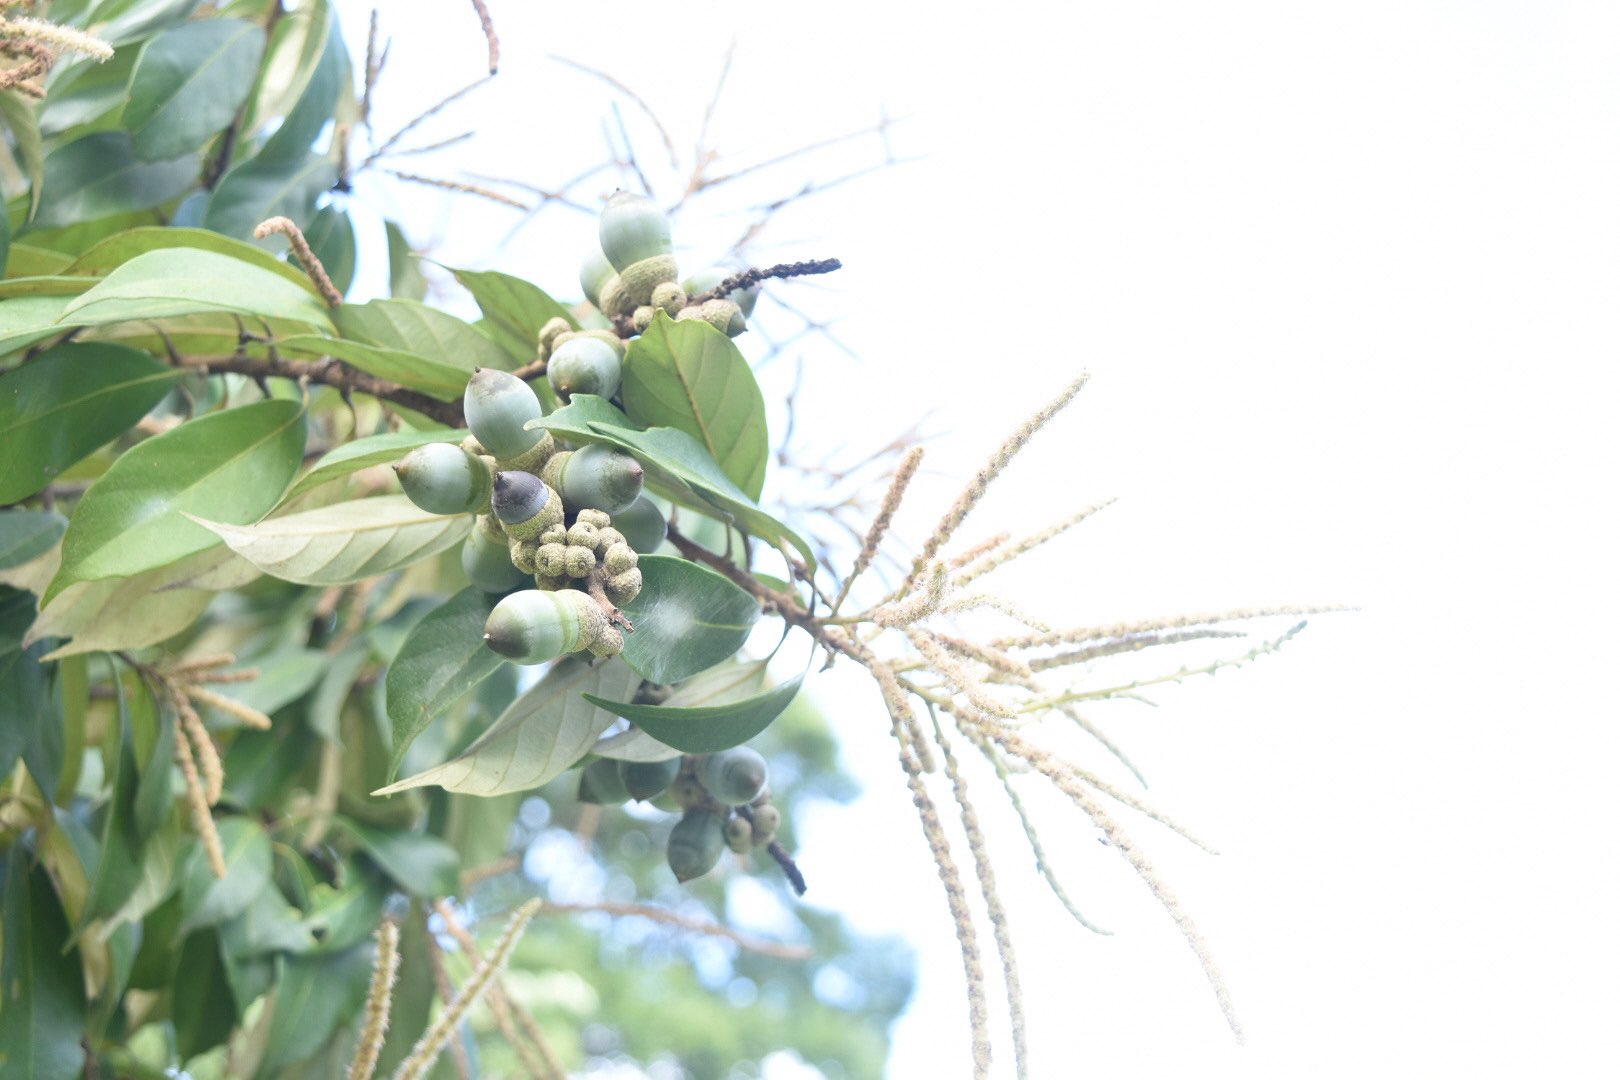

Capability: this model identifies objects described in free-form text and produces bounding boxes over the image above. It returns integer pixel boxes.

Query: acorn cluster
[395,366,666,663]
[578,746,781,882]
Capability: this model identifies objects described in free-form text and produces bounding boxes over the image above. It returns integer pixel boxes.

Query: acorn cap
[395,442,491,516]
[560,443,645,516]
[547,336,623,403]
[464,368,544,461]
[600,190,673,271]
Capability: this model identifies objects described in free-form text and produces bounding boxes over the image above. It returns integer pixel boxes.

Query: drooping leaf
[0,342,180,504]
[384,586,505,779]
[616,555,760,685]
[450,265,577,364]
[203,150,337,244]
[0,275,95,298]
[385,220,426,300]
[63,225,318,294]
[0,90,46,219]
[31,132,197,230]
[622,313,769,499]
[0,510,65,571]
[376,655,641,797]
[257,942,375,1075]
[333,816,460,899]
[123,18,266,161]
[187,494,472,586]
[333,297,510,373]
[587,672,803,754]
[286,428,462,501]
[0,848,88,1080]
[0,589,51,780]
[275,333,472,401]
[178,816,272,934]
[45,398,305,605]
[59,247,334,329]
[300,204,355,296]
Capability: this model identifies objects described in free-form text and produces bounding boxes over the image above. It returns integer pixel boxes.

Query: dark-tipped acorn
[464,368,544,461]
[483,588,609,663]
[558,444,645,515]
[395,442,491,515]
[462,515,526,593]
[547,336,623,403]
[618,758,680,802]
[491,471,564,540]
[667,808,726,882]
[702,747,769,806]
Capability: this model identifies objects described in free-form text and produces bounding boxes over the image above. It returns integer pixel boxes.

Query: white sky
[339,2,1620,1076]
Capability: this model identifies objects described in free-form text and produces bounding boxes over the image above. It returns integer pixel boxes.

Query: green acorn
[618,757,680,802]
[723,814,753,855]
[682,268,759,318]
[547,336,623,403]
[580,250,616,309]
[394,443,491,516]
[462,515,526,593]
[578,757,632,805]
[613,496,667,553]
[702,747,769,806]
[749,804,781,845]
[483,588,608,664]
[667,808,726,882]
[491,471,565,540]
[559,444,645,515]
[464,368,544,461]
[600,191,678,305]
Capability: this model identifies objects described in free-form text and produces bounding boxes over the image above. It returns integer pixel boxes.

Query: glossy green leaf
[275,333,472,401]
[31,133,197,230]
[301,204,355,296]
[59,247,334,329]
[240,0,330,142]
[385,585,505,779]
[0,848,87,1080]
[171,928,236,1061]
[190,494,471,586]
[376,655,641,797]
[131,685,176,838]
[0,510,65,571]
[0,90,45,219]
[287,428,462,500]
[616,555,760,685]
[94,0,207,46]
[45,398,305,605]
[334,817,460,899]
[124,19,266,161]
[63,225,317,294]
[333,297,509,372]
[0,295,73,356]
[203,150,337,244]
[253,1,343,164]
[623,313,769,499]
[258,942,375,1075]
[451,266,577,364]
[0,342,180,504]
[178,817,272,934]
[588,672,801,754]
[36,46,138,139]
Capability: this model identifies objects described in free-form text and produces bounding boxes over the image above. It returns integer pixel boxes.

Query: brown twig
[468,0,498,74]
[254,217,344,308]
[549,53,679,169]
[172,347,463,426]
